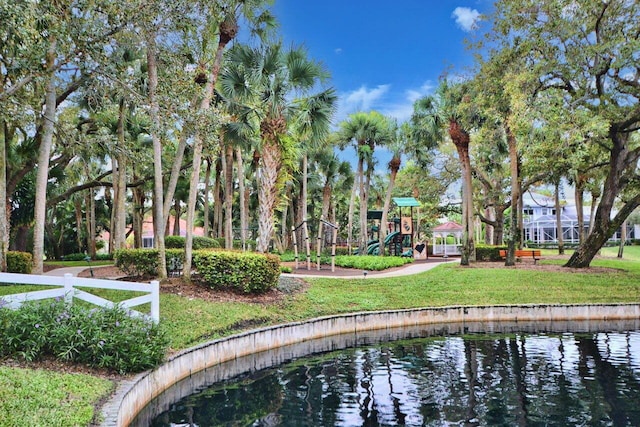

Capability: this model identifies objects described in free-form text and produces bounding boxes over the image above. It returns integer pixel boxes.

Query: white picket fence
[0,273,160,323]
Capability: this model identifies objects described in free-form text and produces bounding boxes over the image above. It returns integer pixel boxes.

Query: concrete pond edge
[100,303,640,426]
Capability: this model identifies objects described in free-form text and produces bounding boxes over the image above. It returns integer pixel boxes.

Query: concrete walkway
[42,266,87,277]
[42,258,458,280]
[285,258,458,279]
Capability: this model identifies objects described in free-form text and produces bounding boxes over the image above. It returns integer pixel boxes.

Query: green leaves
[0,299,168,373]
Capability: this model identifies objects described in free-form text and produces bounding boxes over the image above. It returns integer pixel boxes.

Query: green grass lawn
[44,260,113,268]
[1,251,640,426]
[0,366,112,427]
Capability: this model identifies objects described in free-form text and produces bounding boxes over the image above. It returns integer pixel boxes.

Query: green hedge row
[334,255,413,271]
[114,249,280,294]
[475,245,508,262]
[165,235,221,250]
[6,251,33,273]
[194,251,280,294]
[114,249,185,277]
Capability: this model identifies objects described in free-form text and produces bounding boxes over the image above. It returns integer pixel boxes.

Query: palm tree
[220,42,330,253]
[412,80,477,265]
[379,122,411,256]
[291,89,338,242]
[335,111,393,254]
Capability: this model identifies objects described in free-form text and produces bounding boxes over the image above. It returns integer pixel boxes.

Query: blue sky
[272,0,492,124]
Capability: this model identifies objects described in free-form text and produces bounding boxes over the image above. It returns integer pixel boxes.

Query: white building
[522,191,633,245]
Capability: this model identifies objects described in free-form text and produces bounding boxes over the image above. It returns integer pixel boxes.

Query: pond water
[138,322,640,426]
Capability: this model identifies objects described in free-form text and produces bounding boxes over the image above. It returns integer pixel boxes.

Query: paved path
[42,258,458,280]
[285,258,458,279]
[42,266,87,277]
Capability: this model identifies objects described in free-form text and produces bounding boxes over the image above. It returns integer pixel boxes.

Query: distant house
[522,191,633,245]
[141,217,205,248]
[99,216,205,251]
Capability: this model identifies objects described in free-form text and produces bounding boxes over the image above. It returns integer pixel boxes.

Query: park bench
[499,249,542,264]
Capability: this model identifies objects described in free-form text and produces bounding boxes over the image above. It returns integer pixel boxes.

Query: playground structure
[291,197,422,270]
[355,197,422,258]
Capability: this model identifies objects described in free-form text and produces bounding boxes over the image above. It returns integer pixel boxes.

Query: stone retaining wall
[100,303,640,426]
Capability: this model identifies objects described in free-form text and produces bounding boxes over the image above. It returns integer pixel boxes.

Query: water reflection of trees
[152,331,640,426]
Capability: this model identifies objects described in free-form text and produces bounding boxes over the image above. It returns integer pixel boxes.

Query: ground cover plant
[0,298,168,374]
[0,366,112,427]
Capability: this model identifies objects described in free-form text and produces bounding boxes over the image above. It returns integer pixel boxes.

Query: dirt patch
[2,355,129,382]
[78,265,309,304]
[460,255,623,274]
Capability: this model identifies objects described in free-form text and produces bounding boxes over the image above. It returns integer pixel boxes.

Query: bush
[334,255,413,271]
[193,251,280,294]
[475,245,508,262]
[6,251,32,273]
[114,249,160,277]
[95,253,113,261]
[165,235,221,250]
[62,253,89,261]
[0,299,167,374]
[114,249,184,277]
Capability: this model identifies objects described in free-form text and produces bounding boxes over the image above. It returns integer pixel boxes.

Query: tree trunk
[588,192,599,235]
[575,175,585,244]
[493,207,505,245]
[484,207,494,245]
[132,186,144,248]
[358,157,368,255]
[256,139,281,253]
[203,157,212,238]
[297,154,309,250]
[162,121,189,226]
[213,158,222,238]
[224,143,234,249]
[112,98,127,251]
[173,200,181,235]
[73,198,83,253]
[449,120,474,265]
[346,159,360,254]
[618,219,627,258]
[0,121,7,271]
[236,147,248,251]
[146,31,167,280]
[379,165,399,256]
[505,123,519,266]
[566,131,640,268]
[33,38,57,274]
[554,180,564,254]
[183,48,221,281]
[88,189,96,258]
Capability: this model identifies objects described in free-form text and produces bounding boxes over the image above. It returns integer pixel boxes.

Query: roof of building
[433,221,463,232]
[393,197,421,207]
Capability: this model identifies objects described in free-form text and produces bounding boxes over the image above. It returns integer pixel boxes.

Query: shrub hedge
[193,251,280,294]
[114,249,184,277]
[165,235,221,250]
[62,253,89,261]
[475,245,508,262]
[334,255,413,271]
[6,251,32,273]
[0,299,167,374]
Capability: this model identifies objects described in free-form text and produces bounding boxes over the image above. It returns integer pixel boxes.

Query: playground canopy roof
[393,197,421,207]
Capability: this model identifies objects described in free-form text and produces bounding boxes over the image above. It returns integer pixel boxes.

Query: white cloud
[337,84,390,120]
[334,48,343,54]
[452,7,481,32]
[335,81,435,125]
[381,81,435,123]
